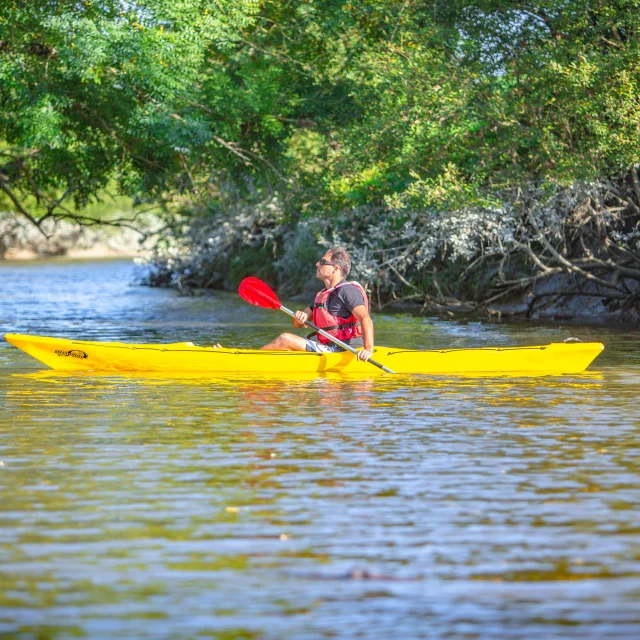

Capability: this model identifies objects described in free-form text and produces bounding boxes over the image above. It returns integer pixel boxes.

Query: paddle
[238,277,395,374]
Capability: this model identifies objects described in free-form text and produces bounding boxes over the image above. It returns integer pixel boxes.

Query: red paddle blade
[238,277,282,309]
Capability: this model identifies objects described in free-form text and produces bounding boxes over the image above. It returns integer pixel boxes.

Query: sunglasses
[317,257,339,268]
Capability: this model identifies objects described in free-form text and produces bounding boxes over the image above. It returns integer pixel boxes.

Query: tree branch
[526,210,625,292]
[0,180,50,238]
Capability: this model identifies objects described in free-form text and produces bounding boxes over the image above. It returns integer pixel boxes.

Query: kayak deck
[4,334,604,376]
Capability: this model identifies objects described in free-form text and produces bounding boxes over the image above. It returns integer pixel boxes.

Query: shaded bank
[5,179,638,324]
[142,179,640,324]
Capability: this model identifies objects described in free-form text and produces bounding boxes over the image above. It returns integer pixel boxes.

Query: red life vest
[312,281,369,344]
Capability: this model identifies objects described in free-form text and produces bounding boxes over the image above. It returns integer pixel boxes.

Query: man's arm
[351,304,374,361]
[292,306,312,328]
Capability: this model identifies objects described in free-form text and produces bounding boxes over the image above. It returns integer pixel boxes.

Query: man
[260,247,374,361]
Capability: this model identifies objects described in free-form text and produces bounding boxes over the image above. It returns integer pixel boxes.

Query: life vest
[312,281,369,344]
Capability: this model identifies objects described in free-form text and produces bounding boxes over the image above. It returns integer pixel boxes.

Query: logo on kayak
[55,349,88,359]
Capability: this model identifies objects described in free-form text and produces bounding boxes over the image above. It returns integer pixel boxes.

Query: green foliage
[226,245,277,288]
[2,0,640,278]
[303,0,640,209]
[275,222,323,294]
[0,0,263,221]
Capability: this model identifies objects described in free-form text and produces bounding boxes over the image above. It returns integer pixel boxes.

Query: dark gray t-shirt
[310,281,367,347]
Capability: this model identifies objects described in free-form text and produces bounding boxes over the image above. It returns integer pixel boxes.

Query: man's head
[316,247,351,280]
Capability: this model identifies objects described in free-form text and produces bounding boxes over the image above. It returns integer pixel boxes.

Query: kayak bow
[4,334,604,376]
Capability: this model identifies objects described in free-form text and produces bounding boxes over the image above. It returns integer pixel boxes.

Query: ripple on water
[1,259,639,638]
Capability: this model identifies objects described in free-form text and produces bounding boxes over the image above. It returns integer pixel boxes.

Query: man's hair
[328,247,351,278]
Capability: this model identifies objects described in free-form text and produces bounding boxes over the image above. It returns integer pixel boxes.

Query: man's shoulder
[337,280,364,292]
[341,281,366,292]
[335,282,366,306]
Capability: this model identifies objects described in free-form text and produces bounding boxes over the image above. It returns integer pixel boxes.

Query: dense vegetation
[2,1,640,319]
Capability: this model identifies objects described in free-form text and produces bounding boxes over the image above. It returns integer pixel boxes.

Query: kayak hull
[4,334,604,376]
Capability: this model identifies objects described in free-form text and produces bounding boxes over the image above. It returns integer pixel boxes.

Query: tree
[0,0,262,235]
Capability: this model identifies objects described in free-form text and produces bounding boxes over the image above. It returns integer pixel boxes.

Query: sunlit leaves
[2,0,640,241]
[0,0,262,218]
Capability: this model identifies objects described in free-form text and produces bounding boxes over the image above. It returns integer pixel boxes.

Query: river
[0,259,639,639]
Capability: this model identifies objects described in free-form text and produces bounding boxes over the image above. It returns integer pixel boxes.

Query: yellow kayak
[4,333,604,376]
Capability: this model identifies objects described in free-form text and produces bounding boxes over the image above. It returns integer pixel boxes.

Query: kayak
[4,333,604,376]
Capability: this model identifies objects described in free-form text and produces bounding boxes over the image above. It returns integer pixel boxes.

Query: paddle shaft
[279,304,395,374]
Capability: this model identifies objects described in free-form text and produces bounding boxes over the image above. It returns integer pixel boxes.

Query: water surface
[1,260,639,639]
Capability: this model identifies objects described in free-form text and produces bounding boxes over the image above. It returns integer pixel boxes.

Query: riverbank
[139,181,640,325]
[3,241,140,262]
[2,243,139,261]
[0,214,145,261]
[5,178,639,326]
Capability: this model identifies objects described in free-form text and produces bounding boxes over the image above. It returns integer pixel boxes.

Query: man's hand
[351,305,375,362]
[292,310,310,328]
